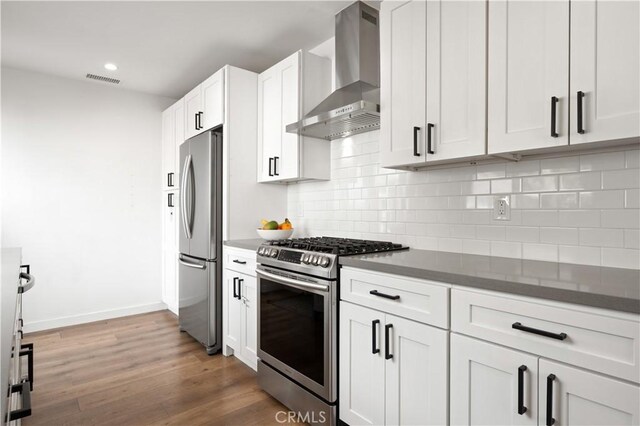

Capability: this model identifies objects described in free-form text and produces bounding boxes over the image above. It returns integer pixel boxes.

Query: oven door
[257,266,336,402]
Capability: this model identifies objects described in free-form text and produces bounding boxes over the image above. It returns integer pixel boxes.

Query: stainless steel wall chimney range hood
[286,1,380,141]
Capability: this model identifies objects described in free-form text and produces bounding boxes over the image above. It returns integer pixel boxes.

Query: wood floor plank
[23,310,294,426]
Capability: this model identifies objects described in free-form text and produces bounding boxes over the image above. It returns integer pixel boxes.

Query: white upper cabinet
[381,0,487,168]
[380,0,427,168]
[570,0,640,145]
[184,68,225,140]
[488,0,570,154]
[162,98,184,190]
[257,50,332,183]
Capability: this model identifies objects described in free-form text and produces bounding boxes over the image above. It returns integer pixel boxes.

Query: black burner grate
[267,237,407,256]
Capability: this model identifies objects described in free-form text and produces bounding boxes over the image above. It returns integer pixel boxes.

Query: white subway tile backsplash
[579,228,624,248]
[288,135,639,268]
[601,248,640,269]
[491,178,522,194]
[559,172,601,191]
[579,191,625,209]
[602,169,640,190]
[523,175,558,193]
[540,192,578,209]
[580,151,626,171]
[540,156,580,175]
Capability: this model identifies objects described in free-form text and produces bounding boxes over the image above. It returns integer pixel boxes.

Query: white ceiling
[1,1,352,98]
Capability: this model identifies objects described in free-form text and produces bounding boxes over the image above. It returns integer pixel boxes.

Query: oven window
[260,278,325,386]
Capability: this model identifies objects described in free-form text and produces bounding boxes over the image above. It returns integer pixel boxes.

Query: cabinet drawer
[224,248,256,276]
[340,267,449,329]
[451,289,640,383]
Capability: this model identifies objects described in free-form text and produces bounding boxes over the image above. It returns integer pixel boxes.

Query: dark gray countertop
[224,239,264,252]
[339,248,640,314]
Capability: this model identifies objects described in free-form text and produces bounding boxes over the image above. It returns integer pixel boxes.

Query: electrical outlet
[493,195,511,221]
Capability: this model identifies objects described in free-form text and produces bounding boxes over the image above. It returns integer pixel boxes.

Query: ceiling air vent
[85,73,120,85]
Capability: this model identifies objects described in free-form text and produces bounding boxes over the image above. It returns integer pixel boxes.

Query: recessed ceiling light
[104,63,118,71]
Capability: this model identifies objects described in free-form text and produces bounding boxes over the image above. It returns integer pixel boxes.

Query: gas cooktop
[264,236,407,256]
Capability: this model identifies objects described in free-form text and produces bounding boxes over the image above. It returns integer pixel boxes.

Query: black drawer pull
[168,193,174,207]
[268,158,274,177]
[20,344,34,391]
[512,322,567,340]
[384,324,393,360]
[546,374,556,426]
[413,126,420,156]
[371,319,380,354]
[577,91,585,134]
[6,382,31,422]
[369,290,400,300]
[168,172,174,187]
[550,96,559,138]
[518,365,527,415]
[233,259,247,265]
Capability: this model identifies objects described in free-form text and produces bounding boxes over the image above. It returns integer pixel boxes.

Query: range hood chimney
[286,1,380,141]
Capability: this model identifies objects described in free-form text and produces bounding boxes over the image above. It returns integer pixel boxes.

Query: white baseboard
[23,302,168,333]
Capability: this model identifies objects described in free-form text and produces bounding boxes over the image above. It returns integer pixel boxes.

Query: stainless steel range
[256,237,407,425]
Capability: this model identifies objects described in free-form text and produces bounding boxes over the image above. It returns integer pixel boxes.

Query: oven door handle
[257,270,329,293]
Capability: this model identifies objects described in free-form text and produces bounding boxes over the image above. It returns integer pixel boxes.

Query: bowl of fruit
[257,218,294,240]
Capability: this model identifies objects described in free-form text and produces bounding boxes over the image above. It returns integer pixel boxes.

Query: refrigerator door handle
[180,154,193,240]
[187,154,195,238]
[178,255,206,270]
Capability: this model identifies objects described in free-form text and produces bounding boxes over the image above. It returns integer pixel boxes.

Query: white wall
[287,131,640,269]
[1,67,175,331]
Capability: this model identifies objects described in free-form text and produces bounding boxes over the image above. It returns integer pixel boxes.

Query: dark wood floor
[23,310,296,426]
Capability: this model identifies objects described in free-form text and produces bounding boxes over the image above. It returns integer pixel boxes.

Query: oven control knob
[258,247,265,256]
[312,255,320,266]
[301,253,310,264]
[270,249,279,258]
[319,257,330,267]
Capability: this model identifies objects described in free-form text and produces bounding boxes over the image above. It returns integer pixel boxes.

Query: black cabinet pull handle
[546,374,556,426]
[238,278,243,299]
[195,113,199,131]
[512,322,567,340]
[168,193,174,207]
[518,365,527,415]
[197,111,204,130]
[427,123,435,154]
[577,91,585,134]
[233,259,247,265]
[274,156,279,176]
[20,265,30,275]
[6,382,31,422]
[268,158,274,177]
[369,290,400,300]
[550,96,559,138]
[168,172,174,187]
[384,324,393,360]
[413,126,420,157]
[20,343,34,391]
[232,277,239,299]
[371,319,380,354]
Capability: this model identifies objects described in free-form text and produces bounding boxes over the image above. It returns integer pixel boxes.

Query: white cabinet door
[225,272,242,351]
[425,0,486,161]
[161,107,176,190]
[173,98,184,176]
[201,69,224,131]
[240,274,257,368]
[450,334,538,426]
[184,85,203,140]
[570,1,640,144]
[539,359,639,426]
[385,314,448,426]
[339,302,386,426]
[380,0,427,168]
[278,53,301,181]
[488,0,569,154]
[258,65,283,182]
[162,191,178,314]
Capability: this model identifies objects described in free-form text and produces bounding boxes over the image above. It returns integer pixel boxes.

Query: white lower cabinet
[223,247,257,370]
[339,301,448,426]
[539,359,639,426]
[450,334,538,426]
[161,190,179,314]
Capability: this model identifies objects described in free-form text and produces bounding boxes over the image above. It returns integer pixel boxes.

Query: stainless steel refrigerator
[178,128,223,355]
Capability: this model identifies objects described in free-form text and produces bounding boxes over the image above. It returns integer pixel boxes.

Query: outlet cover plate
[493,195,511,221]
